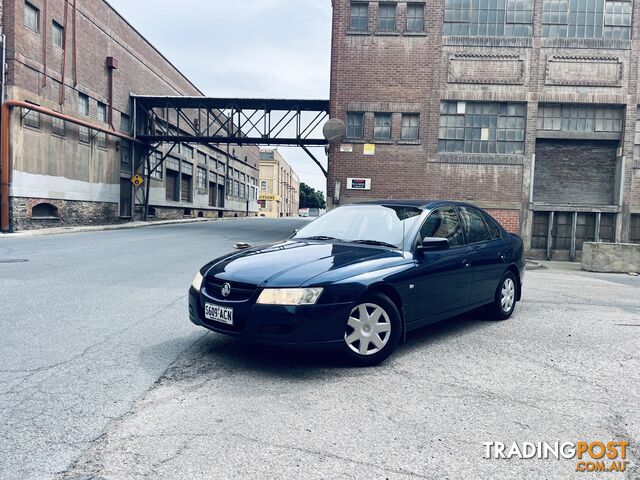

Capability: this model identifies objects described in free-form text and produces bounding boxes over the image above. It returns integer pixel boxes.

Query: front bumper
[188,286,352,346]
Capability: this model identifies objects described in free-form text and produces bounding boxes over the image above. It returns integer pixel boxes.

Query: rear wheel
[490,271,517,320]
[341,292,401,366]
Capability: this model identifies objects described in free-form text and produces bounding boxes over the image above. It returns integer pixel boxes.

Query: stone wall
[11,197,119,230]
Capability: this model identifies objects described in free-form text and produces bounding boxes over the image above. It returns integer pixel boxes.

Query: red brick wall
[485,209,519,233]
[328,0,524,211]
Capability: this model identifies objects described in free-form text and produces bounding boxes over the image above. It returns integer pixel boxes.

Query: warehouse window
[401,114,420,140]
[78,126,90,144]
[234,180,240,197]
[631,215,640,244]
[197,167,207,190]
[78,93,89,116]
[52,21,64,48]
[120,141,131,168]
[149,153,163,180]
[24,102,40,129]
[537,105,623,133]
[443,0,533,37]
[406,4,425,32]
[542,0,631,39]
[52,117,65,136]
[350,2,369,31]
[96,103,107,148]
[439,101,526,154]
[374,113,392,140]
[346,112,364,139]
[120,114,130,133]
[378,3,397,31]
[261,181,267,191]
[24,2,40,33]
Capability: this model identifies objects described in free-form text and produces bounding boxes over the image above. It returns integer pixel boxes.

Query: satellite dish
[323,118,346,144]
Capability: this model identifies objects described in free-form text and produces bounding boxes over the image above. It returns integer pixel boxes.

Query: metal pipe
[42,0,48,87]
[0,100,146,232]
[59,0,69,104]
[1,34,6,104]
[72,0,78,86]
[1,102,10,231]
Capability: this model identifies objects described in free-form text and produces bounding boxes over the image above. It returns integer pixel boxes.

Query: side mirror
[416,237,450,253]
[234,242,252,250]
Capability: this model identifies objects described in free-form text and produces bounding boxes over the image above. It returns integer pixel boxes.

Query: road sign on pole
[131,175,144,188]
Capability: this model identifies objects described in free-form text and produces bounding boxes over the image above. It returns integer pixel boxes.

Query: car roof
[351,199,473,209]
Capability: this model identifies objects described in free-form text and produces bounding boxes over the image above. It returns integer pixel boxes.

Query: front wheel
[490,271,518,320]
[341,292,401,367]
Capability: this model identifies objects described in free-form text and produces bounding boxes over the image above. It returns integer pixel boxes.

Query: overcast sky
[108,0,332,194]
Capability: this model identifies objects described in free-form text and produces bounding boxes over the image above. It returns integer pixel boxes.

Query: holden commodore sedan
[189,201,524,366]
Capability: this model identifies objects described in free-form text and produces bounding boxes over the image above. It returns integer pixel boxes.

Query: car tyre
[341,292,402,367]
[490,270,518,320]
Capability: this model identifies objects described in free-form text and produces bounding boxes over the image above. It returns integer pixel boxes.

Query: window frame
[406,3,425,32]
[346,112,365,140]
[373,112,392,141]
[414,205,467,250]
[23,101,41,129]
[350,2,369,31]
[78,93,90,116]
[52,20,64,48]
[378,3,397,32]
[401,113,420,141]
[24,1,40,33]
[52,116,65,137]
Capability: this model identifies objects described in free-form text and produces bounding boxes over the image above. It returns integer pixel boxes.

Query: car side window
[482,212,502,240]
[458,206,491,244]
[419,206,465,248]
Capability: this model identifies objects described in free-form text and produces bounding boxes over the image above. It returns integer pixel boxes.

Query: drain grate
[0,259,29,263]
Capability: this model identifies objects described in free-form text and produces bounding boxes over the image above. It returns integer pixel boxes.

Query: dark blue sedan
[189,201,524,366]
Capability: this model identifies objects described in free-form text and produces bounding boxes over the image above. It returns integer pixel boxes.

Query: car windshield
[293,205,422,248]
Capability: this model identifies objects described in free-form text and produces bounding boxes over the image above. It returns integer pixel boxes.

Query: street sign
[347,178,372,190]
[363,144,376,156]
[131,175,144,188]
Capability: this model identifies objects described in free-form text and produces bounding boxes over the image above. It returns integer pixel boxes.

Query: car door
[408,205,472,324]
[457,205,508,306]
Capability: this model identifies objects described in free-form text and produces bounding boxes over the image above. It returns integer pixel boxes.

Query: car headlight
[256,288,323,305]
[191,271,204,292]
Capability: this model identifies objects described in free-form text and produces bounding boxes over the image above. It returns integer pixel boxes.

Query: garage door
[533,140,617,205]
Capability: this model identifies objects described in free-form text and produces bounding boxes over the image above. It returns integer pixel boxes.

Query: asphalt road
[0,218,308,480]
[2,219,639,480]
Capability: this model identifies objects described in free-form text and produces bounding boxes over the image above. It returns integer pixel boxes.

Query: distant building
[329,0,640,260]
[258,149,299,217]
[0,0,260,231]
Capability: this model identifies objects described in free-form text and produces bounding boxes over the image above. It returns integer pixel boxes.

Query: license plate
[204,303,234,325]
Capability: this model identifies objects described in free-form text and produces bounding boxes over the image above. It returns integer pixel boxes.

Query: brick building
[258,148,300,217]
[328,0,640,259]
[0,0,260,231]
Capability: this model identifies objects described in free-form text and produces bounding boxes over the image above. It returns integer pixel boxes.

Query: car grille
[204,278,257,302]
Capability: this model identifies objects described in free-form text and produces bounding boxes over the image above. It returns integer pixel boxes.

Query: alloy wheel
[501,277,515,313]
[344,303,391,356]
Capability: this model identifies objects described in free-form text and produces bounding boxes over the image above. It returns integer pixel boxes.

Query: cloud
[108,0,331,192]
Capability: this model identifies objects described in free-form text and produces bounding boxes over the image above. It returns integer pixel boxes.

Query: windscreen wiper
[349,239,398,248]
[299,235,341,241]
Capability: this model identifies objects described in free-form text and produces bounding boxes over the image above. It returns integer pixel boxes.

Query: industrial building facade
[0,0,260,231]
[258,148,300,218]
[329,0,640,259]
